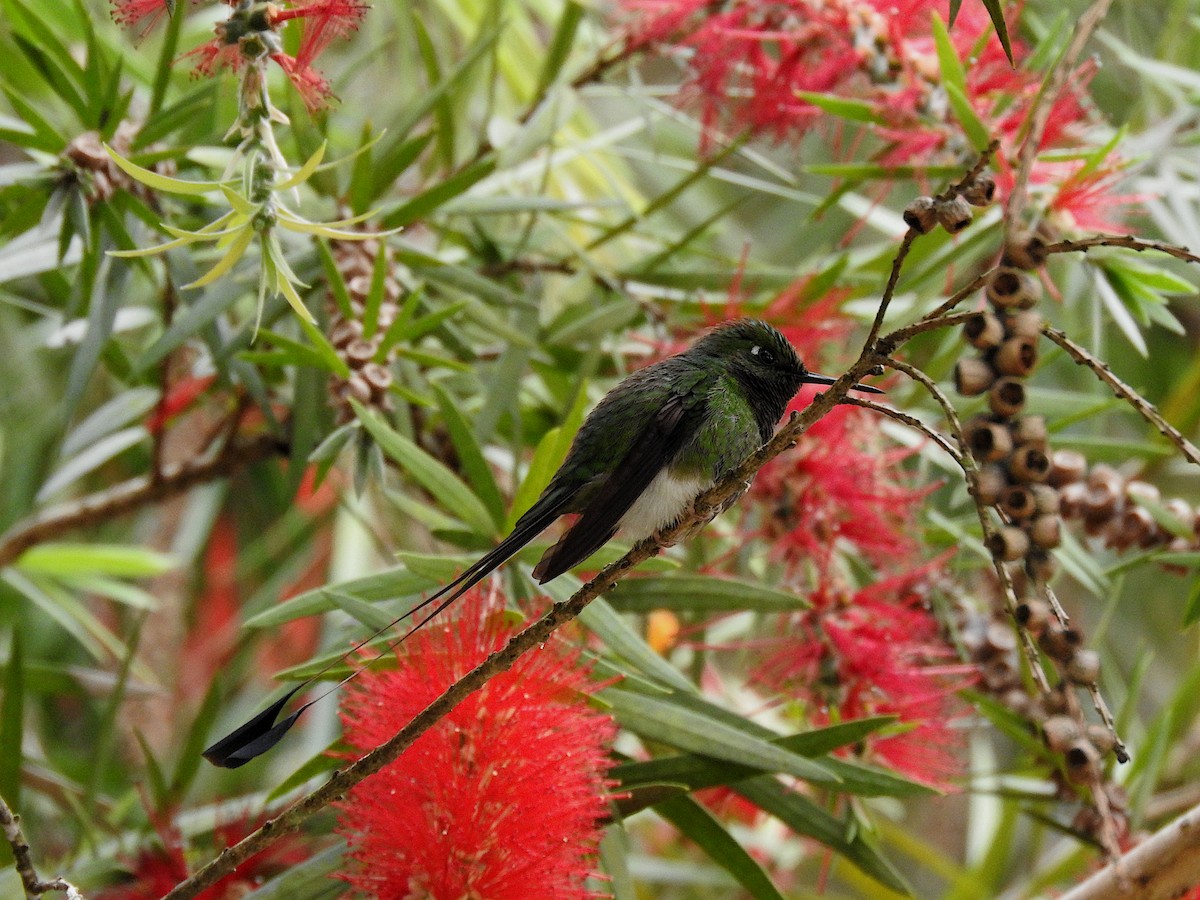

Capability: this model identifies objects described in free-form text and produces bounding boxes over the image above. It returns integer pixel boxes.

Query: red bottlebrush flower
[110,0,177,35]
[754,562,973,788]
[183,38,245,78]
[336,586,616,899]
[269,52,335,110]
[268,0,370,70]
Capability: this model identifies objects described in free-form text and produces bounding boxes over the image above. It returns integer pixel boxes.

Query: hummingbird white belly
[617,470,710,541]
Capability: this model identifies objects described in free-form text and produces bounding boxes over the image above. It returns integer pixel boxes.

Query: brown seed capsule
[1165,498,1195,534]
[1110,505,1155,551]
[1086,724,1118,756]
[1124,480,1160,506]
[1015,598,1051,634]
[1040,689,1070,717]
[362,362,393,393]
[1058,483,1086,519]
[964,312,1005,349]
[344,338,378,367]
[988,377,1027,418]
[1002,232,1050,270]
[982,619,1019,657]
[973,464,1008,506]
[962,173,997,207]
[345,374,372,404]
[981,657,1018,691]
[903,196,938,233]
[987,525,1030,561]
[1042,715,1081,752]
[1009,445,1051,483]
[1006,310,1044,339]
[986,267,1042,310]
[999,485,1037,520]
[1049,449,1088,487]
[1029,514,1062,549]
[1066,649,1101,683]
[995,336,1039,377]
[1039,623,1081,661]
[955,357,997,395]
[965,418,1014,462]
[936,195,974,233]
[1013,416,1048,450]
[1087,464,1123,494]
[1030,484,1060,515]
[1001,688,1034,718]
[1065,739,1102,784]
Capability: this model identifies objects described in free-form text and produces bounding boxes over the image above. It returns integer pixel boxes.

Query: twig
[1045,234,1200,266]
[1059,801,1200,900]
[1005,0,1116,229]
[1041,325,1200,466]
[842,396,963,465]
[0,432,286,569]
[0,793,83,900]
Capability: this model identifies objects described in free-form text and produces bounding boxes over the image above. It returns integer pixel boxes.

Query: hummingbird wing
[531,382,708,583]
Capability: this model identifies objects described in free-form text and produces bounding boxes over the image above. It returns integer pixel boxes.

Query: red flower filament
[336,588,616,899]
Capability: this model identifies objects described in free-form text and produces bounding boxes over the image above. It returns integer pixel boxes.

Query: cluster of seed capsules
[326,236,401,424]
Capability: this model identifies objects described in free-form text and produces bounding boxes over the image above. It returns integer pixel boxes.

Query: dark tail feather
[203,490,573,768]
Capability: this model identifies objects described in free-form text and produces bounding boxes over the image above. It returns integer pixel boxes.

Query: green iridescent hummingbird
[204,319,881,767]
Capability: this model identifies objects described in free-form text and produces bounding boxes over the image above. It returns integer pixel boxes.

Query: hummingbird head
[695,319,883,435]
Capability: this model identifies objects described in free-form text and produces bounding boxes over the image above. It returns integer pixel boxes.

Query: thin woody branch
[1045,234,1200,266]
[1059,801,1200,900]
[1041,324,1200,466]
[0,793,82,900]
[0,432,287,570]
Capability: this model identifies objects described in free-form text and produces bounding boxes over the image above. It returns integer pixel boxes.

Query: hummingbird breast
[616,469,711,541]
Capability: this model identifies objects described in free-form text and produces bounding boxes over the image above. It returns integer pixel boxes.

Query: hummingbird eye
[750,345,775,364]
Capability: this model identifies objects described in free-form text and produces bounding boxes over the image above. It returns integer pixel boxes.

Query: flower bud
[987,525,1029,561]
[955,357,996,396]
[964,312,1005,349]
[994,336,1039,377]
[902,196,938,233]
[986,267,1042,310]
[988,377,1027,418]
[936,195,974,233]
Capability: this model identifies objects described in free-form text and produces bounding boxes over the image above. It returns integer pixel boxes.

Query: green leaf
[381,157,498,229]
[604,688,839,786]
[508,386,590,527]
[608,575,807,613]
[354,402,497,536]
[931,13,967,93]
[795,92,887,125]
[0,630,23,812]
[943,81,991,152]
[978,0,1014,63]
[537,1,585,93]
[325,590,403,632]
[545,578,695,693]
[241,842,346,899]
[244,566,436,629]
[433,384,506,529]
[36,426,147,501]
[655,796,786,900]
[16,543,176,578]
[105,144,226,196]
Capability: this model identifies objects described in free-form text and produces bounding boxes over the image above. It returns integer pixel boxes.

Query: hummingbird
[203,319,882,767]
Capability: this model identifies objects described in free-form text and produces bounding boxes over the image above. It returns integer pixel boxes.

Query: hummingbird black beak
[801,372,884,394]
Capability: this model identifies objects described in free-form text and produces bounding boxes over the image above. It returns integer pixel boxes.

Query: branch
[0,433,287,569]
[1045,234,1200,266]
[0,793,83,900]
[1041,325,1200,466]
[1059,801,1200,900]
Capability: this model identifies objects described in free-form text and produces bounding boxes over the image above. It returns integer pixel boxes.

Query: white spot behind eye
[751,345,761,355]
